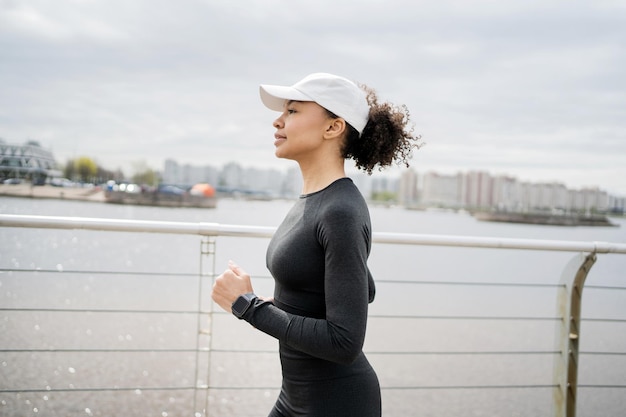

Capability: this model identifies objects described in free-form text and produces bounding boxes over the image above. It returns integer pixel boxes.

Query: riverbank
[473,210,619,227]
[0,183,106,202]
[0,183,218,208]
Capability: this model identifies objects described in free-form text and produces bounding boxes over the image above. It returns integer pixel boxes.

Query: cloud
[1,0,625,195]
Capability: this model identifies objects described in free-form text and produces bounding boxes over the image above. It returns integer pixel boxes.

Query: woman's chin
[274,149,290,160]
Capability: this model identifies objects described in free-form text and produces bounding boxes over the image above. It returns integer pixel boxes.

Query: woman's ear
[324,118,347,140]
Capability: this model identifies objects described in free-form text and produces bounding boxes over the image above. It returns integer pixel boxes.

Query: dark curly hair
[328,85,422,174]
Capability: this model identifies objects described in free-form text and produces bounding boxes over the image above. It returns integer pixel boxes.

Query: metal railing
[1,214,625,417]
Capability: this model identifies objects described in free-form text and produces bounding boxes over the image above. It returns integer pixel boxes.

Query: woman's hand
[211,261,254,313]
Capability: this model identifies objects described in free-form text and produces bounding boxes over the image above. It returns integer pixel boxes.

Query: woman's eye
[287,108,296,114]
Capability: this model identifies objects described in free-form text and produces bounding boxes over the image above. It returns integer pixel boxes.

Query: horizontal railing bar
[0,268,204,277]
[1,384,562,393]
[0,308,200,314]
[0,348,206,353]
[0,387,198,394]
[2,268,566,289]
[377,279,563,288]
[368,350,559,355]
[369,315,560,320]
[4,308,620,323]
[4,348,623,356]
[382,384,559,390]
[2,214,626,253]
[372,315,626,323]
[10,384,625,394]
[586,285,626,291]
[209,348,559,355]
[373,232,626,254]
[581,318,626,323]
[0,214,276,238]
[204,384,558,391]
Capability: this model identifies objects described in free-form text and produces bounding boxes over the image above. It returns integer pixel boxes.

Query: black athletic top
[241,177,381,417]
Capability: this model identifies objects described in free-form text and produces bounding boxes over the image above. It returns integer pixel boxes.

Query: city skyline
[5,137,621,198]
[2,1,625,195]
[168,156,624,193]
[161,158,626,212]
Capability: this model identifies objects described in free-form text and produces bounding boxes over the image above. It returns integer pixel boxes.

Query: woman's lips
[274,134,286,147]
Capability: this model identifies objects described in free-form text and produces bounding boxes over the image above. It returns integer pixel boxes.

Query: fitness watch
[231,292,257,319]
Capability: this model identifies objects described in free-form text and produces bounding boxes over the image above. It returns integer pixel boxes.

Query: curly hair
[331,85,422,175]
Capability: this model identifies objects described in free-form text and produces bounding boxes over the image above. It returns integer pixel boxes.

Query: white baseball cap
[259,73,370,134]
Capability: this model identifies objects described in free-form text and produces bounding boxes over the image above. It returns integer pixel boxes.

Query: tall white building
[421,171,461,207]
[526,182,569,210]
[608,195,625,213]
[398,169,419,206]
[463,171,493,208]
[220,162,244,189]
[162,159,180,184]
[241,167,286,197]
[570,187,609,212]
[163,158,219,186]
[491,175,521,210]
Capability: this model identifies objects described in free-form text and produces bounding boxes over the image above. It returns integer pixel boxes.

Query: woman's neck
[298,159,346,195]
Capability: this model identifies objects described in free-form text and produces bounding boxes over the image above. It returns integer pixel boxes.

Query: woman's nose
[273,115,284,128]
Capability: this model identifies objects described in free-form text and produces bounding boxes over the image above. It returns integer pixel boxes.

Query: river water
[1,196,625,417]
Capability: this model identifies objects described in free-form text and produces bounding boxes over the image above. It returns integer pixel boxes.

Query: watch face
[232,295,251,316]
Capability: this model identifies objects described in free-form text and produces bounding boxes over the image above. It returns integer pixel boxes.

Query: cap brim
[259,84,312,111]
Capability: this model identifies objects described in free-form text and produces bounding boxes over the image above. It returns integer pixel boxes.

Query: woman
[211,73,420,416]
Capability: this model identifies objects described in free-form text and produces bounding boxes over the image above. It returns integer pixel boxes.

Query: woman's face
[272,100,335,162]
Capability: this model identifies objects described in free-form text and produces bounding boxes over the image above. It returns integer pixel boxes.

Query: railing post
[553,252,597,417]
[195,236,217,417]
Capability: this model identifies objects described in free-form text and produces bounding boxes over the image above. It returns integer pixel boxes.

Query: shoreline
[1,183,218,209]
[3,183,625,222]
[0,183,106,203]
[473,210,619,227]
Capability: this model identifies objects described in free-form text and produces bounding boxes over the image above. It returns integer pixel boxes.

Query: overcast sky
[1,0,625,195]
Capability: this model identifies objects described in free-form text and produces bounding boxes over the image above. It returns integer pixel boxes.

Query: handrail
[373,232,626,253]
[2,214,626,253]
[1,213,625,417]
[0,213,275,238]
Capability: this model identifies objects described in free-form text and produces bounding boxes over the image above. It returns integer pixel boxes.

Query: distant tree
[95,165,123,183]
[113,168,125,182]
[132,169,159,186]
[371,191,397,203]
[74,157,98,183]
[131,160,159,186]
[63,159,76,180]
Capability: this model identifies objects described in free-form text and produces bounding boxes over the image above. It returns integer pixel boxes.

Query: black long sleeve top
[243,177,376,367]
